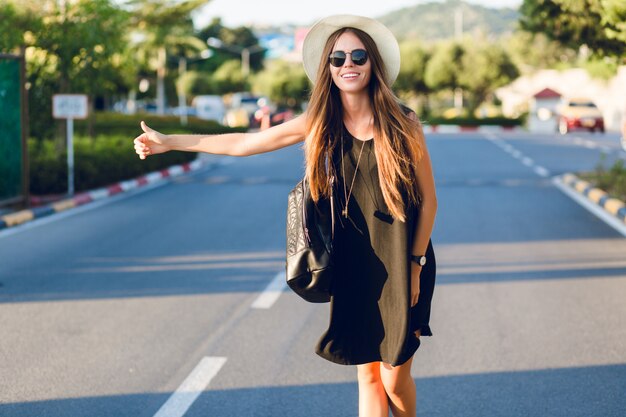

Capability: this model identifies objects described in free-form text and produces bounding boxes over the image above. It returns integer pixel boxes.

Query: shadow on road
[1,363,624,417]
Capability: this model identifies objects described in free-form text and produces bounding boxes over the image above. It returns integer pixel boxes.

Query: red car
[557,98,605,134]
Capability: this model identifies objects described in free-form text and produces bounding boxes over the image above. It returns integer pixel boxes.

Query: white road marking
[552,176,626,237]
[251,271,287,309]
[502,179,522,187]
[485,136,622,238]
[534,166,551,177]
[584,141,597,149]
[467,179,484,186]
[153,356,227,417]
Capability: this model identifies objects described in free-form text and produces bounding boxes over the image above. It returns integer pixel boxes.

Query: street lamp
[206,37,265,79]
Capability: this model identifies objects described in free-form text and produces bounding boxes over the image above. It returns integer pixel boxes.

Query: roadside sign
[52,94,88,196]
[53,94,88,120]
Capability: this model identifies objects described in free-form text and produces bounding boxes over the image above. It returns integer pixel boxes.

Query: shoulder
[398,102,418,121]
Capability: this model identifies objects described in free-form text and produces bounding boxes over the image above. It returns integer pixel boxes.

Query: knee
[357,364,382,385]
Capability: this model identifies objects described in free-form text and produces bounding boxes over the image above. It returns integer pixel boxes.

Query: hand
[133,121,170,160]
[410,263,422,307]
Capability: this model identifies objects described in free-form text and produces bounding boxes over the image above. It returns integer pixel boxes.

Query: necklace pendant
[342,207,348,218]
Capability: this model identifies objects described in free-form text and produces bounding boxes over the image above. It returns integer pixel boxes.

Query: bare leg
[379,330,420,417]
[356,361,389,417]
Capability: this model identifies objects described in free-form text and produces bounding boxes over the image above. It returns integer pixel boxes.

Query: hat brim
[302,15,400,86]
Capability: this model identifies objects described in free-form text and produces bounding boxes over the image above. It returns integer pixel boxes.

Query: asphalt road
[1,130,625,417]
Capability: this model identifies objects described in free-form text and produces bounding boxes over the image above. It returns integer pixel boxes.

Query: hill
[378,0,520,41]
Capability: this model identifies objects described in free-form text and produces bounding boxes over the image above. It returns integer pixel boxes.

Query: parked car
[224,107,251,128]
[556,98,605,134]
[192,95,226,123]
[230,92,273,114]
[227,92,276,128]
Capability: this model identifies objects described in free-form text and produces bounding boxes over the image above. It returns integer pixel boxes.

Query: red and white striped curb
[1,158,208,230]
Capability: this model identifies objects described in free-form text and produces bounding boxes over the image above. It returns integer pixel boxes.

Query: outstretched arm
[133,113,307,159]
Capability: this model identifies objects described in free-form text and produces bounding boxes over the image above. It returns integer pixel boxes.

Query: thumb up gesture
[133,121,170,159]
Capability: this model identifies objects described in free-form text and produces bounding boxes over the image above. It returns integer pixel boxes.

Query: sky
[193,0,523,28]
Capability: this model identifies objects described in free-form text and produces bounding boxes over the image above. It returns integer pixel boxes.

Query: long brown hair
[305,27,425,222]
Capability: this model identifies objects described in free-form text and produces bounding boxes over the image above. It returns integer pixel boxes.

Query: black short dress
[315,126,437,367]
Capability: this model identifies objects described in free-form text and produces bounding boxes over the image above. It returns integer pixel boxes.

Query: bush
[29,135,196,195]
[423,115,524,127]
[581,156,626,201]
[74,112,246,137]
[29,112,247,195]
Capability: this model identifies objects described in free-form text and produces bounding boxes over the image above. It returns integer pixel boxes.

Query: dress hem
[315,337,421,367]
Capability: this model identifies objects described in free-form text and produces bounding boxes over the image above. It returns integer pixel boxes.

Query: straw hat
[302,14,400,85]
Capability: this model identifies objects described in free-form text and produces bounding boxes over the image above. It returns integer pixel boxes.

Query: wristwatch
[410,254,427,266]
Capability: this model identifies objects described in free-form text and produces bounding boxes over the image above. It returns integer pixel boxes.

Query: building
[496,66,626,132]
[528,88,561,133]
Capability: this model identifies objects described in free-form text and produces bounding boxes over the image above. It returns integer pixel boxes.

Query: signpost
[53,94,88,196]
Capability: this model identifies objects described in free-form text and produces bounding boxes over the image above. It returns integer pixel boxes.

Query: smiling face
[329,31,372,94]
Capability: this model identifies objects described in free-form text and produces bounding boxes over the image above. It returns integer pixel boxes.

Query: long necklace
[340,131,366,218]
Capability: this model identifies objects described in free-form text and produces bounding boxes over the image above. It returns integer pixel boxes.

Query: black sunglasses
[328,49,368,67]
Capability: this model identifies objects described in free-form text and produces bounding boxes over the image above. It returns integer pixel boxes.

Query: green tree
[424,40,519,115]
[176,70,215,96]
[35,1,129,93]
[127,0,209,114]
[504,31,578,72]
[1,1,131,140]
[424,42,465,92]
[197,18,264,74]
[211,60,246,94]
[519,0,626,58]
[252,60,309,109]
[34,0,131,139]
[395,40,431,114]
[424,41,465,113]
[459,44,519,114]
[0,1,42,54]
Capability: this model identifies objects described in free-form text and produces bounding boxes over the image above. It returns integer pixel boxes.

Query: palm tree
[127,0,209,115]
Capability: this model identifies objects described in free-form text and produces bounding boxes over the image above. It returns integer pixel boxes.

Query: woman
[134,15,437,417]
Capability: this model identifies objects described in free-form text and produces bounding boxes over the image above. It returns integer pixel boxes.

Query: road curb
[0,156,215,231]
[560,172,626,224]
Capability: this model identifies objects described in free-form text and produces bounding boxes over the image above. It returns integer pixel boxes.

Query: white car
[192,95,226,123]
